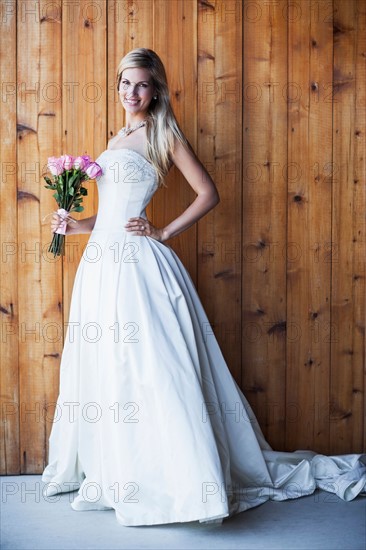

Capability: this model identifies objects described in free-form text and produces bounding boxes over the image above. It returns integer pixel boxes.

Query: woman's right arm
[51,213,97,235]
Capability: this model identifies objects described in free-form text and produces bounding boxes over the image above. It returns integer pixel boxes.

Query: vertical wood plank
[62,0,107,325]
[241,0,288,447]
[355,0,366,456]
[286,0,333,453]
[197,0,243,385]
[0,0,19,474]
[38,0,64,471]
[331,0,366,453]
[17,0,63,472]
[196,0,216,328]
[153,0,197,283]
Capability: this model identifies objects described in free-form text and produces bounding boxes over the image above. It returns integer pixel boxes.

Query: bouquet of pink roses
[44,154,102,257]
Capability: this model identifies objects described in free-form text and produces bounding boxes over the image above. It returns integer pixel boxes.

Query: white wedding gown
[42,147,366,527]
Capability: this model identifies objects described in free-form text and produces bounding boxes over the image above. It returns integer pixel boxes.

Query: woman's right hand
[51,212,68,234]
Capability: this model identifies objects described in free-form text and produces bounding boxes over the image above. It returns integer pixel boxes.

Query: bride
[42,48,366,527]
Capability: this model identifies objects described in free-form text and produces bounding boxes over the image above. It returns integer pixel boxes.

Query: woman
[42,48,366,527]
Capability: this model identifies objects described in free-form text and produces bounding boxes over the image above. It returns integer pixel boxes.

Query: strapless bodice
[92,148,159,234]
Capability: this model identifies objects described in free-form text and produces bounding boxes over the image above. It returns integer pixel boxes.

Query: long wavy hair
[116,48,191,187]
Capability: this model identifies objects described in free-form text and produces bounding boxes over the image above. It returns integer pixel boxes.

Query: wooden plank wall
[0,0,364,475]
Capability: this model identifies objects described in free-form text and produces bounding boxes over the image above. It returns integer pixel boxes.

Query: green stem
[48,232,65,257]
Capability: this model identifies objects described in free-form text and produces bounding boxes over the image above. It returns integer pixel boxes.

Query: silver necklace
[118,119,147,138]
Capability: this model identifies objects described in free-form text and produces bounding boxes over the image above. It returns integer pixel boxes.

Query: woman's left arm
[125,138,220,242]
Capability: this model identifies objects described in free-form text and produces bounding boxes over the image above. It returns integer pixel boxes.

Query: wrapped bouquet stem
[43,154,102,257]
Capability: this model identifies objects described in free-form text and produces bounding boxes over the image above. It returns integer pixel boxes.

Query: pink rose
[73,156,88,171]
[85,162,103,179]
[82,155,92,167]
[61,154,75,170]
[48,156,64,176]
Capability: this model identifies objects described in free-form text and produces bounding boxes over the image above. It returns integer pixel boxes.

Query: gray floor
[1,475,365,550]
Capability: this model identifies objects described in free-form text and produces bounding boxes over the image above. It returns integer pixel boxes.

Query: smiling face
[119,67,156,119]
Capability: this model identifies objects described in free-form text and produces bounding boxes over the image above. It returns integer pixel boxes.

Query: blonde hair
[116,48,191,187]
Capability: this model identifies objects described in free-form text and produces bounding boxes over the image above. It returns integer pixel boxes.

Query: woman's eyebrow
[122,78,150,84]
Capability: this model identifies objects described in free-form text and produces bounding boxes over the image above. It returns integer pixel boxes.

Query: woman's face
[119,67,156,117]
